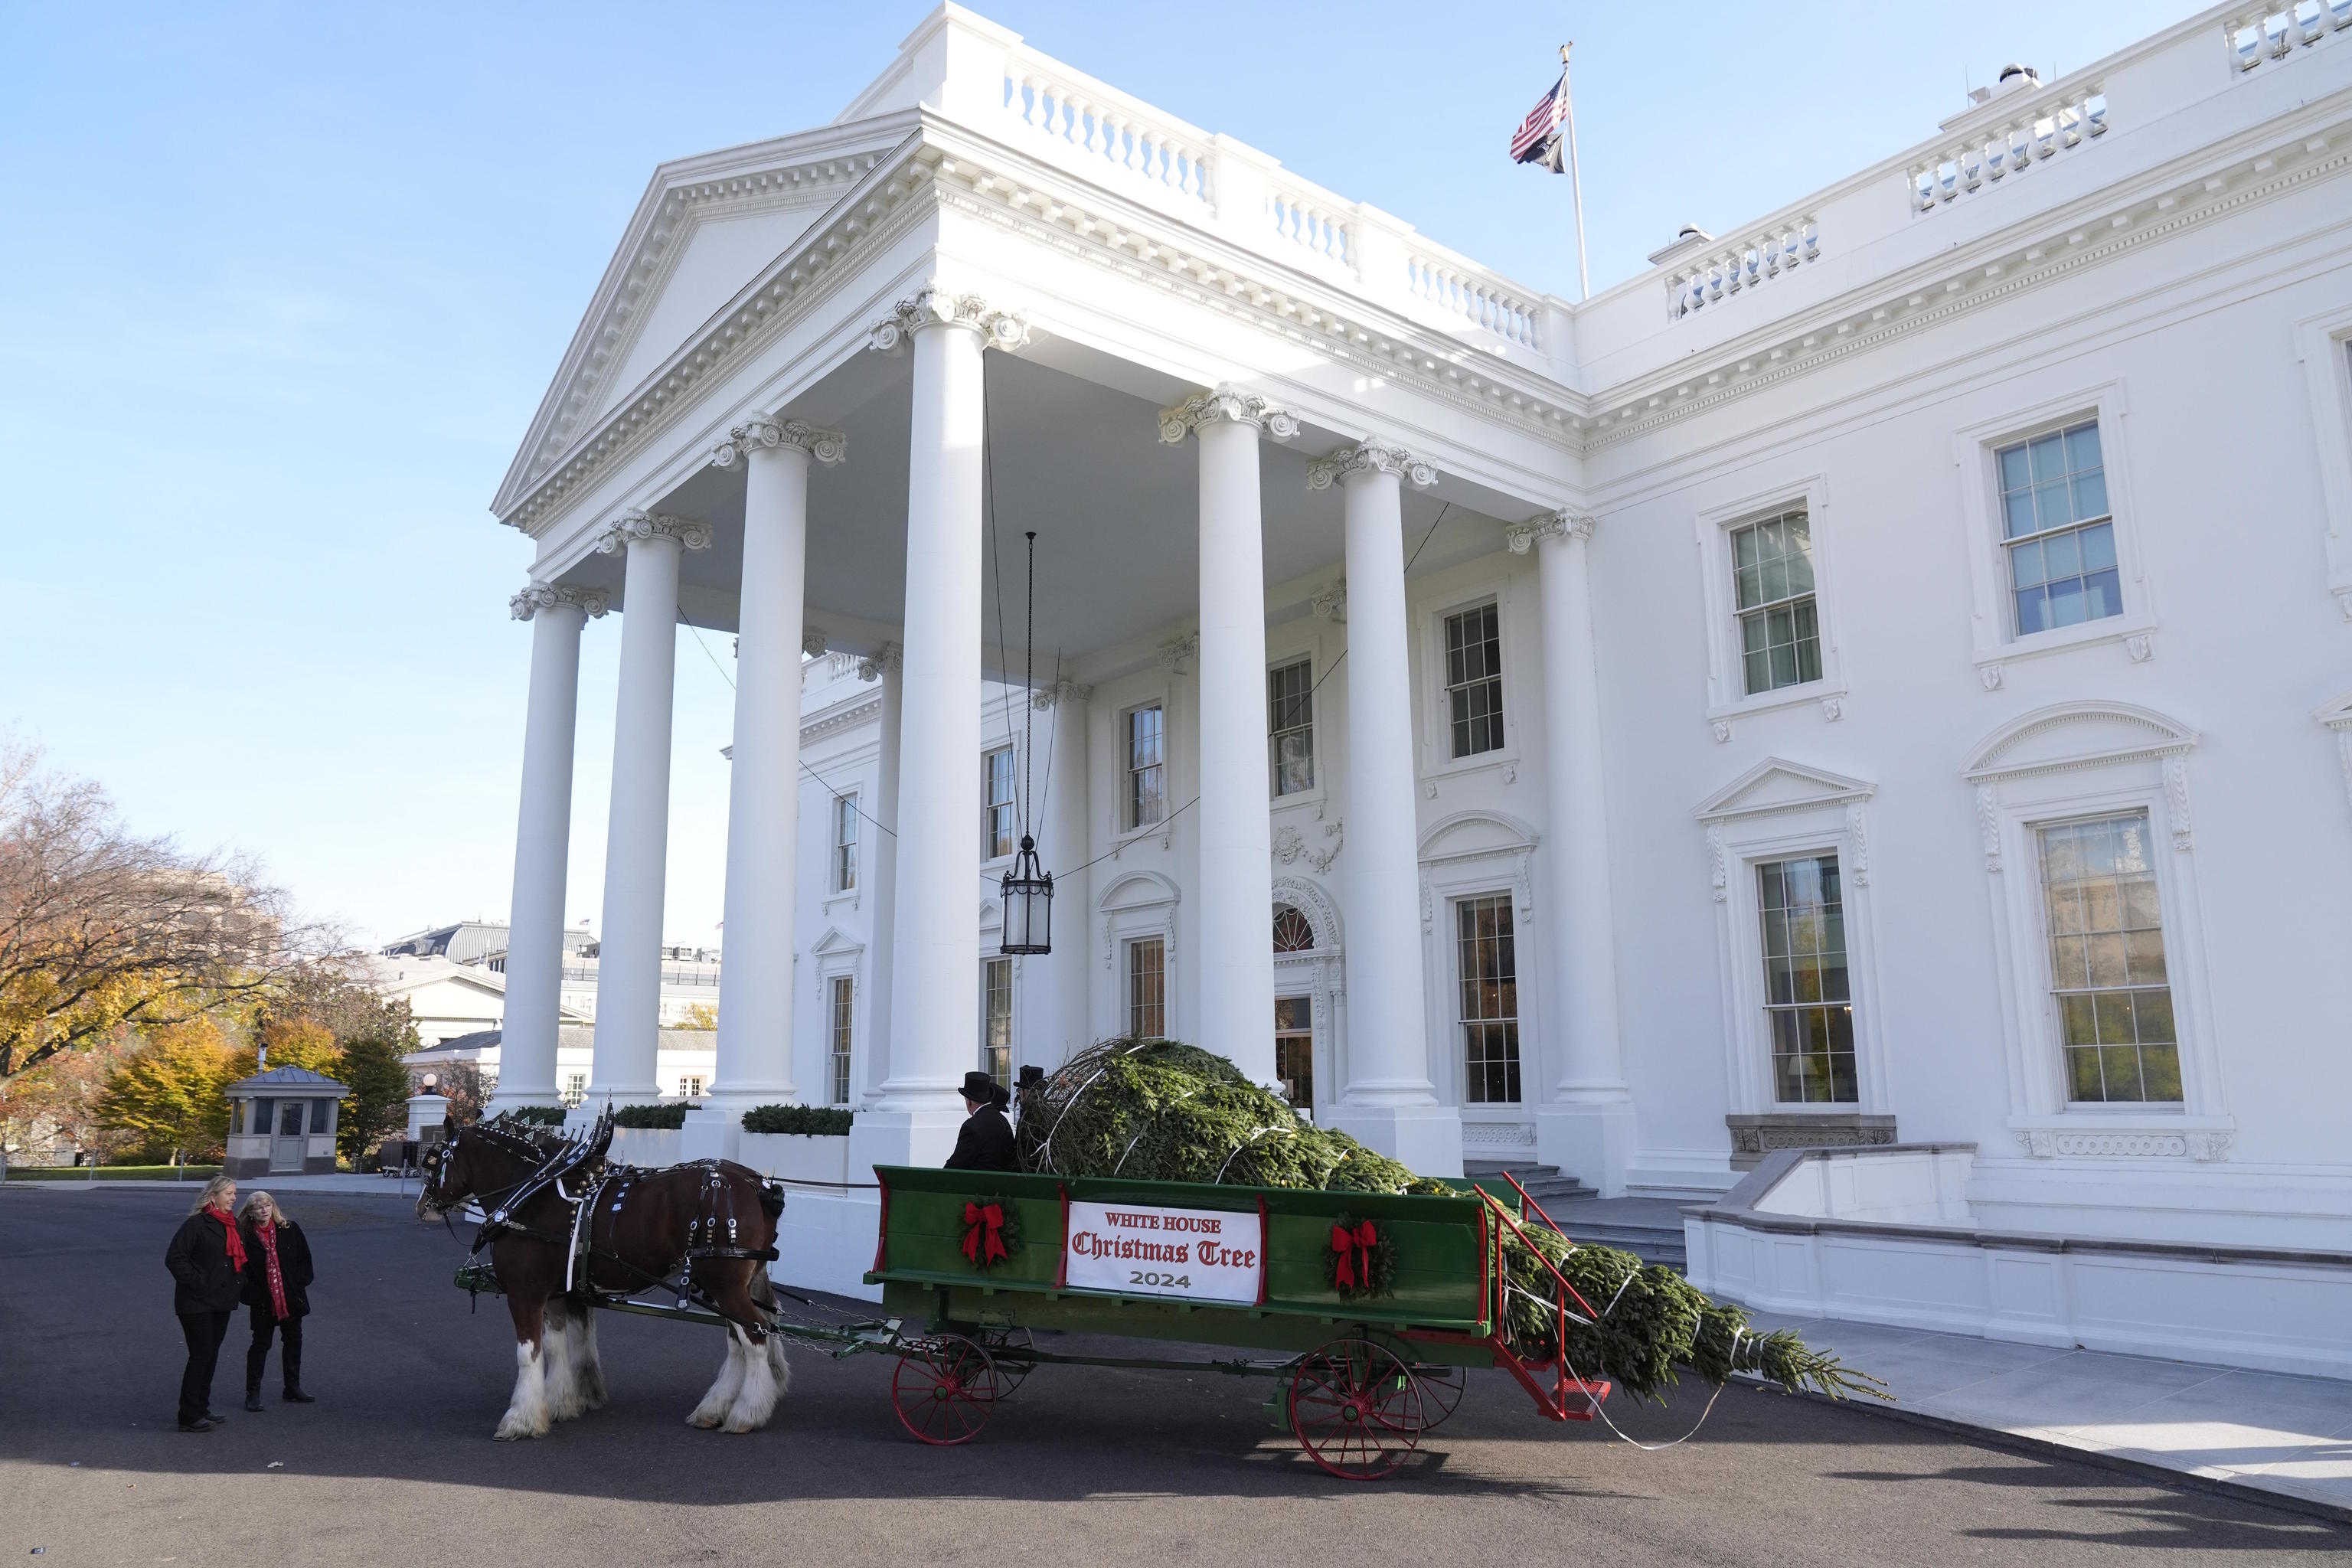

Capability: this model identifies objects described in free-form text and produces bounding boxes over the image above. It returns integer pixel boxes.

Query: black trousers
[176,1310,232,1425]
[245,1306,303,1393]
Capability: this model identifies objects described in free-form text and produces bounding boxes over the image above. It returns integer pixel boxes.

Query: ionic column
[858,642,902,1106]
[1510,511,1632,1195]
[1160,386,1296,1086]
[583,510,710,1113]
[1032,678,1092,1071]
[491,583,604,1113]
[1310,441,1462,1176]
[851,285,1028,1172]
[686,417,847,1157]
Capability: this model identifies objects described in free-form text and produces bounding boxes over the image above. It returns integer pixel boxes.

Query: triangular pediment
[491,118,916,521]
[1963,701,2197,782]
[2318,690,2352,729]
[1694,758,1873,822]
[809,925,864,957]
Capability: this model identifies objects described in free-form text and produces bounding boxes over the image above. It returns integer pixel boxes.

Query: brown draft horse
[416,1116,789,1439]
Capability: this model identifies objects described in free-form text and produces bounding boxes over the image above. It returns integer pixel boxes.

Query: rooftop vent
[1647,224,1716,267]
[1966,64,2043,108]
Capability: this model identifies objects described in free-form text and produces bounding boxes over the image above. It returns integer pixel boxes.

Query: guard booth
[223,1065,349,1178]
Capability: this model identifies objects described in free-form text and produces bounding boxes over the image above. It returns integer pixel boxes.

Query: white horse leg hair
[542,1305,582,1423]
[572,1302,607,1410]
[723,1326,784,1433]
[688,1327,748,1429]
[494,1335,551,1441]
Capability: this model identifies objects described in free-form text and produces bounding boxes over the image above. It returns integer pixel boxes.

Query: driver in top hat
[944,1070,1020,1173]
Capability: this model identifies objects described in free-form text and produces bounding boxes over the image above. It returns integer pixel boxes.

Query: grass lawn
[2,1164,224,1182]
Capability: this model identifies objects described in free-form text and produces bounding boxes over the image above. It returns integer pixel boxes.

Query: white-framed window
[1694,475,1847,737]
[828,975,854,1106]
[1964,701,2230,1158]
[1127,936,1165,1037]
[1696,760,1890,1121]
[1731,509,1823,695]
[1996,420,2120,636]
[1125,704,1166,830]
[1269,658,1315,795]
[831,793,859,893]
[677,1076,704,1099]
[2290,307,2352,619]
[561,1073,586,1107]
[1953,385,2154,679]
[1453,893,1521,1103]
[983,745,1017,859]
[1442,603,1505,759]
[2035,812,2180,1105]
[981,957,1014,1086]
[1756,853,1857,1104]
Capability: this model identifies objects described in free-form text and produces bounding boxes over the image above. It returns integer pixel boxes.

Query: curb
[1779,1383,2352,1530]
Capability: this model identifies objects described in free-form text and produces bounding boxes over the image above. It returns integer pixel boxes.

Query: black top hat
[961,1070,1006,1106]
[1016,1064,1045,1089]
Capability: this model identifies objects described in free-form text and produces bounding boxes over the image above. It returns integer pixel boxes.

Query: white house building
[482,1,2352,1323]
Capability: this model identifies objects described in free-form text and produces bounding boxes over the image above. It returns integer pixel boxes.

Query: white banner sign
[1063,1200,1264,1305]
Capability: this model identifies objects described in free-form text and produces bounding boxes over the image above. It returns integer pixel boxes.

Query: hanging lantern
[999,835,1053,956]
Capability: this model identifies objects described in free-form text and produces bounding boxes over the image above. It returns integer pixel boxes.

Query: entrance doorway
[271,1100,306,1173]
[1275,996,1313,1117]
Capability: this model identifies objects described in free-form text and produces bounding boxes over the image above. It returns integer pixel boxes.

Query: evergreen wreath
[959,1195,1024,1270]
[1321,1211,1397,1299]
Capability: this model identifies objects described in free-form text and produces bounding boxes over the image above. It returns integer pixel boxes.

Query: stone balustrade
[1909,85,2108,214]
[1406,249,1543,345]
[1663,220,1820,322]
[2227,0,2352,72]
[1004,60,1214,208]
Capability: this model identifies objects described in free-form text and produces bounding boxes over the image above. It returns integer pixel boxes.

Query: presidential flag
[1510,70,1570,172]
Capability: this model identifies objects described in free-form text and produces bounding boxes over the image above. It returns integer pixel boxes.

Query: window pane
[1443,606,1504,757]
[2072,469,2109,521]
[1128,939,1165,1037]
[1455,896,1521,1103]
[2064,421,2102,474]
[2040,812,2179,1104]
[2139,1043,2184,1102]
[1998,444,2031,494]
[2028,430,2066,483]
[2002,488,2038,539]
[1756,854,1857,1104]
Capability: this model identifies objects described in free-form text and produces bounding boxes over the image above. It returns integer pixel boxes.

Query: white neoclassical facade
[487,4,2352,1263]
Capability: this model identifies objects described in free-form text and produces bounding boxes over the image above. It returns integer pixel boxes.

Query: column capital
[1157,384,1298,444]
[710,414,846,471]
[1030,678,1093,710]
[1310,580,1347,623]
[1305,440,1436,492]
[1504,510,1596,554]
[596,509,713,555]
[867,282,1030,354]
[857,641,903,681]
[509,583,609,622]
[1156,633,1197,674]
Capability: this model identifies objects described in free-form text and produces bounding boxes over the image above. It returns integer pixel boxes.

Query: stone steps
[1461,1161,1689,1270]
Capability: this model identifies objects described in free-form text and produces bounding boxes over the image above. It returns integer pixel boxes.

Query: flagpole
[1560,42,1590,302]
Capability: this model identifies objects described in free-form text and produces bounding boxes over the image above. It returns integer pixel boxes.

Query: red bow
[1331,1220,1378,1292]
[962,1200,1008,1266]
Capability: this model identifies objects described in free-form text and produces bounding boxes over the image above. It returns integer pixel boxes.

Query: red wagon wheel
[890,1334,1004,1446]
[1287,1338,1425,1481]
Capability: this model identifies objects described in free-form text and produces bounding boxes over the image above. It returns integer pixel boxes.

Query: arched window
[1272,905,1315,953]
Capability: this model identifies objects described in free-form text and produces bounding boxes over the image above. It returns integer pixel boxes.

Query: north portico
[487,1,2352,1280]
[484,4,1624,1185]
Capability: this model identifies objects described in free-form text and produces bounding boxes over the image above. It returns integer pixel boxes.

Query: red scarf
[211,1206,247,1270]
[255,1223,289,1320]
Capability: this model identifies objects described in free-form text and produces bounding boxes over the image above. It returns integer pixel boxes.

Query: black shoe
[283,1387,315,1404]
[178,1418,215,1433]
[244,1391,264,1413]
[203,1410,226,1423]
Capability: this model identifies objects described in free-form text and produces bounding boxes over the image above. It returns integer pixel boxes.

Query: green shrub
[612,1102,687,1129]
[742,1103,854,1135]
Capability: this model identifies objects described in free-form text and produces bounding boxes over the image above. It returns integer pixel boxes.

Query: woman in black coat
[236,1191,315,1409]
[162,1175,247,1432]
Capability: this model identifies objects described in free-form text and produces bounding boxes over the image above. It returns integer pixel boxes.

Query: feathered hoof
[492,1418,547,1441]
[720,1416,766,1435]
[685,1410,725,1429]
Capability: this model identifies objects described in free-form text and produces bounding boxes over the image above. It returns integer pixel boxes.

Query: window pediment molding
[1416,808,1540,864]
[1097,869,1181,913]
[1270,875,1343,953]
[808,925,864,958]
[1962,700,2197,784]
[1694,757,1874,824]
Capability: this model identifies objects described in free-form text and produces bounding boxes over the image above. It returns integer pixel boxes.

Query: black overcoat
[162,1210,246,1316]
[239,1220,315,1318]
[942,1104,1020,1173]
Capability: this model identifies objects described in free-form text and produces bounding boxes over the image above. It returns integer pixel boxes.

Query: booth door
[270,1101,306,1172]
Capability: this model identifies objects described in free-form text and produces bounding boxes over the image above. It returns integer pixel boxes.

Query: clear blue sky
[0,0,2181,950]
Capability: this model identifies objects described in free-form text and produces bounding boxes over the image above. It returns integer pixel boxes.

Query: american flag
[1510,70,1569,168]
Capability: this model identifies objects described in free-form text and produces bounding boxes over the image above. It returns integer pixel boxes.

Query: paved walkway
[1745,1309,2352,1520]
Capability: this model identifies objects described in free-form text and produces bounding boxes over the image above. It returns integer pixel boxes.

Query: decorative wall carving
[1724,1112,1896,1170]
[1462,1121,1537,1148]
[1310,581,1347,623]
[1155,635,1197,674]
[1271,822,1343,875]
[1031,678,1093,710]
[2011,1127,2229,1160]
